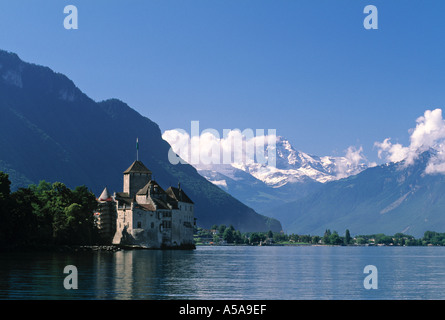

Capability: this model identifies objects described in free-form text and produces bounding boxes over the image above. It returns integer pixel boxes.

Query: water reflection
[1,246,445,299]
[109,250,198,299]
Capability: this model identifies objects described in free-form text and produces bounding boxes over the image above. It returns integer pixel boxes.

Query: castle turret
[123,160,152,199]
[96,187,117,244]
[98,187,112,202]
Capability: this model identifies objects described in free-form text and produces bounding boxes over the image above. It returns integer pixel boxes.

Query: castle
[95,160,195,249]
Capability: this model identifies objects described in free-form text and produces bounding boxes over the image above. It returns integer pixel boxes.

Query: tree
[233,230,244,244]
[273,232,288,243]
[9,188,39,245]
[0,172,12,242]
[64,203,92,244]
[250,232,261,245]
[50,185,99,245]
[329,231,343,245]
[0,171,11,198]
[72,185,98,215]
[218,224,227,235]
[0,176,100,247]
[223,227,235,243]
[323,229,332,244]
[406,238,419,246]
[376,234,393,245]
[344,229,351,245]
[299,234,311,243]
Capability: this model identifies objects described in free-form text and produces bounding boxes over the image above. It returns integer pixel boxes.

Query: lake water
[1,245,445,300]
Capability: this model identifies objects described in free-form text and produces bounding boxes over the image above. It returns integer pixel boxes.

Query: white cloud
[375,108,445,174]
[162,128,277,167]
[334,146,369,179]
[425,151,445,174]
[374,138,410,163]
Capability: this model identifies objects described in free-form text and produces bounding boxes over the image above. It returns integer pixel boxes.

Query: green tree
[65,203,89,244]
[311,235,321,244]
[376,235,393,245]
[249,232,261,245]
[299,234,311,243]
[423,231,437,242]
[233,230,243,244]
[406,238,418,246]
[218,224,227,235]
[0,172,12,242]
[9,188,39,245]
[273,232,288,243]
[323,229,332,244]
[72,186,98,215]
[0,177,100,247]
[344,229,351,245]
[329,231,343,245]
[223,227,235,243]
[0,171,11,198]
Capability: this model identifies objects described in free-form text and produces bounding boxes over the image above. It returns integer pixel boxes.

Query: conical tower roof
[98,187,112,201]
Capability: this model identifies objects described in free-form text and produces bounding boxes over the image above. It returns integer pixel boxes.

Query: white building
[106,160,195,249]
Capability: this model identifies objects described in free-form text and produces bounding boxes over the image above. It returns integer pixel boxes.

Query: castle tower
[96,187,117,244]
[123,160,152,199]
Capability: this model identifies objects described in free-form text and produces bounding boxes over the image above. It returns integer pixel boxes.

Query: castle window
[151,222,154,228]
[163,211,171,218]
[137,221,141,228]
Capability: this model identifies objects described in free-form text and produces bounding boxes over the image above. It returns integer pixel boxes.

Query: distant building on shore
[96,160,195,249]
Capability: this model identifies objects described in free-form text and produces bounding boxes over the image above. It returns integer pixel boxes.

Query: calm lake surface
[1,245,445,300]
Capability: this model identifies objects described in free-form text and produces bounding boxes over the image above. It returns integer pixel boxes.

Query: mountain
[196,163,322,213]
[0,49,281,232]
[233,136,368,186]
[265,151,445,238]
[192,136,368,213]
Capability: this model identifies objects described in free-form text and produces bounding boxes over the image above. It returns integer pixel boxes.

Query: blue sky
[1,0,445,163]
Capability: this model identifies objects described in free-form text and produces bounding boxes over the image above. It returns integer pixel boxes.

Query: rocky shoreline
[65,245,122,252]
[0,243,196,252]
[0,244,121,253]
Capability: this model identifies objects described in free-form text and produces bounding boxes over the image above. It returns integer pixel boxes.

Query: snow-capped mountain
[193,136,369,212]
[196,136,368,188]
